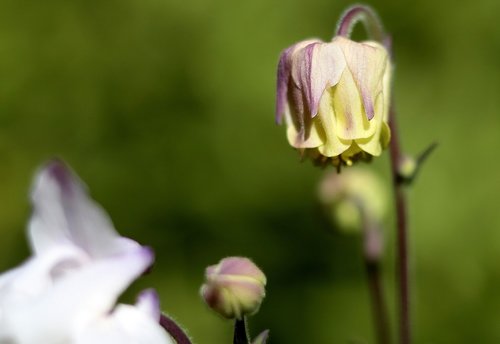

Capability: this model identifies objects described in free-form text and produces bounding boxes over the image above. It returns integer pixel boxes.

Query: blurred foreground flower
[276,36,391,167]
[0,161,173,344]
[319,168,388,232]
[201,257,266,320]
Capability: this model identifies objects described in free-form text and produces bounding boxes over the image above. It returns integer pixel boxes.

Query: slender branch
[234,317,250,344]
[388,106,410,344]
[335,5,385,42]
[160,313,193,344]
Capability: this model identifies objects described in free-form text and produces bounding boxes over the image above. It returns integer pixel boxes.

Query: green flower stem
[234,317,250,344]
[160,313,192,344]
[335,5,385,42]
[389,106,411,344]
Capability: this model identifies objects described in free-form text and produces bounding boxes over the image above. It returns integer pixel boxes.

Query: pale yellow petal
[356,93,384,156]
[331,68,377,140]
[316,90,351,156]
[284,99,324,148]
[381,58,392,123]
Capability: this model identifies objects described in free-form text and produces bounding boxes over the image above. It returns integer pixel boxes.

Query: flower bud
[398,155,417,180]
[319,168,387,232]
[200,257,266,320]
[276,36,391,168]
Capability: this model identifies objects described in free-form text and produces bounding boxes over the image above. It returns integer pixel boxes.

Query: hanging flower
[0,160,173,344]
[276,36,391,168]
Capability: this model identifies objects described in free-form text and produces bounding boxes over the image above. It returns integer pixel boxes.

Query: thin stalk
[234,317,250,344]
[335,5,385,42]
[160,313,192,344]
[389,106,410,344]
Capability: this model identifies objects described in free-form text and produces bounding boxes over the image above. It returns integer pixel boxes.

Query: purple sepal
[275,46,293,124]
[303,42,319,118]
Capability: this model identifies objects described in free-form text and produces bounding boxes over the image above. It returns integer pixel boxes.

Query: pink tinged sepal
[275,39,322,124]
[275,46,294,125]
[336,37,389,121]
[291,41,346,119]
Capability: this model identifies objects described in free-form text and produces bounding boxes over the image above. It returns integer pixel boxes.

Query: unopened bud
[200,257,266,319]
[398,155,417,181]
[319,168,388,232]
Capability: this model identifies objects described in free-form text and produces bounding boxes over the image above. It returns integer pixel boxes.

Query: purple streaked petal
[276,39,322,124]
[292,42,317,114]
[291,41,346,118]
[336,37,388,121]
[275,46,293,124]
[29,160,140,259]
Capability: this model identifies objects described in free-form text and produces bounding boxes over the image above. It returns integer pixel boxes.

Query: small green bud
[398,155,417,181]
[319,168,388,232]
[200,257,266,320]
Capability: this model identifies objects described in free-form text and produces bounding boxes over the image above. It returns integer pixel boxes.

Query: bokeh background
[0,0,499,342]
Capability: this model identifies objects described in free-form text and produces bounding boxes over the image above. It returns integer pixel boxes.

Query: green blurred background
[0,0,499,342]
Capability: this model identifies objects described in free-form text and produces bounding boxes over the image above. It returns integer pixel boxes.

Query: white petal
[75,304,174,344]
[136,289,161,321]
[4,248,153,344]
[0,246,85,301]
[29,160,140,258]
[0,246,86,343]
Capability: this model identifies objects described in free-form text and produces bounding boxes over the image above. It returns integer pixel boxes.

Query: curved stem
[335,5,385,42]
[388,105,410,344]
[160,313,192,344]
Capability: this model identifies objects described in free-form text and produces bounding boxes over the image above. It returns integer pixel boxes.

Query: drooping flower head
[0,160,173,344]
[276,27,391,168]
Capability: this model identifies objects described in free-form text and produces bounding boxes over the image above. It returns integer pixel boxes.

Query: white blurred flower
[0,161,173,344]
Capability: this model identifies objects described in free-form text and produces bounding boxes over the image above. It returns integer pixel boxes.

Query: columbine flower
[200,257,266,320]
[276,36,391,167]
[0,160,173,344]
